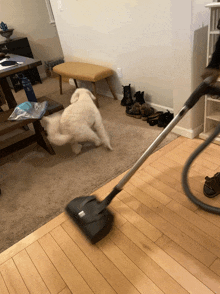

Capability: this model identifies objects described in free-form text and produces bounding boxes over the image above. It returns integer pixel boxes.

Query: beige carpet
[0,78,178,253]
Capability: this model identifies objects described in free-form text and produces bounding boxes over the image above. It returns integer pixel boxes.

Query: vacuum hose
[182,123,220,214]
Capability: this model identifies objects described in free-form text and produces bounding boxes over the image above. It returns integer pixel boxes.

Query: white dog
[42,88,112,154]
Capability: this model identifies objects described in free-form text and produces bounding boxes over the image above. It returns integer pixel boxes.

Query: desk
[0,54,42,108]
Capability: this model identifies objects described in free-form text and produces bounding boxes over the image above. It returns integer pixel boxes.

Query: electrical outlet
[117,68,123,78]
[57,0,63,11]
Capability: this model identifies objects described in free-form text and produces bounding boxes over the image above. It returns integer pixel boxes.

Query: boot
[121,84,133,106]
[133,91,145,105]
[140,103,154,121]
[125,102,142,119]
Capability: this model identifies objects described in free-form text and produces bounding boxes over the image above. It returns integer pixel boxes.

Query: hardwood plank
[141,165,183,191]
[122,184,217,267]
[62,219,140,294]
[97,235,164,294]
[110,197,162,242]
[164,148,219,178]
[0,258,29,294]
[59,288,72,294]
[164,201,220,259]
[196,209,220,229]
[139,136,188,170]
[26,241,66,294]
[153,156,205,194]
[129,174,172,205]
[0,273,10,294]
[167,200,220,243]
[149,160,203,196]
[0,212,69,265]
[210,258,220,276]
[50,225,116,294]
[157,155,205,185]
[119,222,214,294]
[136,169,177,198]
[156,234,220,293]
[38,232,93,294]
[1,136,220,294]
[177,142,220,166]
[141,164,220,207]
[13,249,50,294]
[110,207,128,228]
[136,169,198,211]
[165,147,219,171]
[108,226,188,294]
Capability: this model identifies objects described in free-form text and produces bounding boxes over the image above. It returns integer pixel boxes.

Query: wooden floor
[1,136,220,294]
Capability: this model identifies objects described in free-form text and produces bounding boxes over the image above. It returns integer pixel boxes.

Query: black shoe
[147,111,163,126]
[134,91,145,105]
[203,172,220,198]
[157,111,174,127]
[121,84,133,106]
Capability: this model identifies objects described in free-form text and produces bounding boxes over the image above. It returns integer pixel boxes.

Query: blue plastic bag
[8,101,48,120]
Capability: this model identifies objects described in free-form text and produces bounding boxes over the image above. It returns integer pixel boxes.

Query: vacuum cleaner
[66,75,220,244]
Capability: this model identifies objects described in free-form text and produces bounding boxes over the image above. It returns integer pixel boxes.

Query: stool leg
[59,75,62,95]
[105,77,118,100]
[74,79,78,88]
[92,82,99,108]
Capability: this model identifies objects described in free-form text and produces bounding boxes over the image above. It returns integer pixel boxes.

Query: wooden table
[0,54,42,109]
[0,54,65,159]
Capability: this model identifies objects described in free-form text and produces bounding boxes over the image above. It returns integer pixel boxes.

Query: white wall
[0,0,64,76]
[50,0,174,107]
[51,0,211,138]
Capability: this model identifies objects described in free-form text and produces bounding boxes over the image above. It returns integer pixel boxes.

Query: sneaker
[125,102,142,119]
[203,172,220,198]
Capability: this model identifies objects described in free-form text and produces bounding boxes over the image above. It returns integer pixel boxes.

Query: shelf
[199,128,220,145]
[201,3,220,146]
[207,112,220,121]
[210,31,220,34]
[207,97,220,102]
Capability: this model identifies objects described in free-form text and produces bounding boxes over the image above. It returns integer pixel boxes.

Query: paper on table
[0,58,23,71]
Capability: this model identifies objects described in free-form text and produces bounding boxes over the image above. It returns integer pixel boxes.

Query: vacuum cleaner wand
[66,76,220,244]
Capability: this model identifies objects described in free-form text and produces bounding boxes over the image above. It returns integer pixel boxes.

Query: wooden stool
[53,62,118,108]
[0,97,64,158]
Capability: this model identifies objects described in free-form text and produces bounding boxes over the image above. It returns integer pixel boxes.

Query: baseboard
[172,124,204,139]
[147,102,173,113]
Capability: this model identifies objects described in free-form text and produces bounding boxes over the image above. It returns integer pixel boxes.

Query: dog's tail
[94,118,113,150]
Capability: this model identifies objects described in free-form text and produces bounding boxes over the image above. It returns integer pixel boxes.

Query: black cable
[182,123,220,214]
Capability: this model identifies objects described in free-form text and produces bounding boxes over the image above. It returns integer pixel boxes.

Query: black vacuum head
[65,195,114,244]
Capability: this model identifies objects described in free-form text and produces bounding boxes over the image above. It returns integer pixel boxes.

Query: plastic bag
[8,101,48,120]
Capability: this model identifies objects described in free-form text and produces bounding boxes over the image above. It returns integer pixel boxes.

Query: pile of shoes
[121,84,174,128]
[147,110,174,128]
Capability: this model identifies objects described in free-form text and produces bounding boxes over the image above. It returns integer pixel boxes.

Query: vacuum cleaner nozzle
[65,195,114,244]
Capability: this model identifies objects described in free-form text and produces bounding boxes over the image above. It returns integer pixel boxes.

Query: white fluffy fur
[42,88,112,154]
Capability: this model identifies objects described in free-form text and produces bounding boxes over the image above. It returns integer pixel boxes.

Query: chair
[53,61,118,108]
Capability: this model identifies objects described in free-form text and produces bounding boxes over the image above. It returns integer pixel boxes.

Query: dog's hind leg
[76,126,102,147]
[93,118,113,150]
[71,143,83,154]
